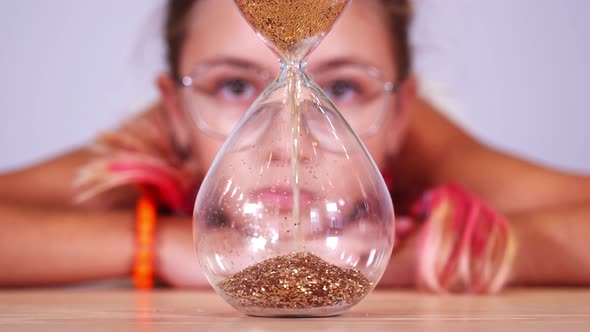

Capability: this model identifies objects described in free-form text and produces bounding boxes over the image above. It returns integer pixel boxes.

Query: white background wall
[1,0,589,173]
[0,0,164,171]
[411,0,590,174]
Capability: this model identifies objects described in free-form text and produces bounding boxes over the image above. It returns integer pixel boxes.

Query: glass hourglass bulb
[193,0,395,317]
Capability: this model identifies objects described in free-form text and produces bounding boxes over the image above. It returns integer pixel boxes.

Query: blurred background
[0,0,588,173]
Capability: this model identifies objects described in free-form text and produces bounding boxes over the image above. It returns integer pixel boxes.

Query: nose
[264,101,319,167]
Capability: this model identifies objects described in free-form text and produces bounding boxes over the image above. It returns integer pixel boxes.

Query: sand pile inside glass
[234,0,349,53]
[218,252,371,310]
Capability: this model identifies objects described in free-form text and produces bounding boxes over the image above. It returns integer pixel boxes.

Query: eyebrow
[308,56,380,73]
[186,56,385,80]
[192,56,268,73]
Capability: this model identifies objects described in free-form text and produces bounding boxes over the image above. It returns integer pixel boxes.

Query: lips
[249,186,315,212]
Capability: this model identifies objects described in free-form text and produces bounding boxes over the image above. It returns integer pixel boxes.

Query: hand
[412,184,515,293]
[155,216,210,288]
[379,184,516,292]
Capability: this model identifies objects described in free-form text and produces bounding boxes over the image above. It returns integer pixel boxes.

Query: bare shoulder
[0,106,159,209]
[0,148,97,207]
[395,97,590,212]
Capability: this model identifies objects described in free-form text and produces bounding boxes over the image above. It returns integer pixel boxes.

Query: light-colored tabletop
[1,288,589,331]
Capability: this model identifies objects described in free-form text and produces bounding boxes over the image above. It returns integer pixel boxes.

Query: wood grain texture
[1,288,589,331]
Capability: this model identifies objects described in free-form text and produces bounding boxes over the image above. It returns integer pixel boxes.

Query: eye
[217,78,257,102]
[323,80,360,103]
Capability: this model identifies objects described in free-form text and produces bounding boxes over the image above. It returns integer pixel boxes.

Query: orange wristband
[132,195,157,289]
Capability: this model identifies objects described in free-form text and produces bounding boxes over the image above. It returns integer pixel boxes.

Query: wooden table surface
[1,288,589,331]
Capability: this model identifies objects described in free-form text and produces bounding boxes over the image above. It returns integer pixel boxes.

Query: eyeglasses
[180,60,396,140]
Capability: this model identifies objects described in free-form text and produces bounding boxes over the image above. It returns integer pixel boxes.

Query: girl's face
[161,0,409,175]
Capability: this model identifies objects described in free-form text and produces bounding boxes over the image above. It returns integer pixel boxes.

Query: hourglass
[193,0,395,317]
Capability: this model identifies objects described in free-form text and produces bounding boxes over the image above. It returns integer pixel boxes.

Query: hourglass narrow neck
[278,61,309,83]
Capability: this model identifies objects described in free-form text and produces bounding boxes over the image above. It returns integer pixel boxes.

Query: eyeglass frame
[178,59,397,140]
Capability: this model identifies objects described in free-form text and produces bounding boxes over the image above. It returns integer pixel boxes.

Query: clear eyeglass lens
[184,63,392,138]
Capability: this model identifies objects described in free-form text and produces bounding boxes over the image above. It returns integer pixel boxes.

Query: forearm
[509,201,590,285]
[0,203,135,286]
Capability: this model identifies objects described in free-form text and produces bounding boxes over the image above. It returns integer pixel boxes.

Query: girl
[1,0,589,291]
